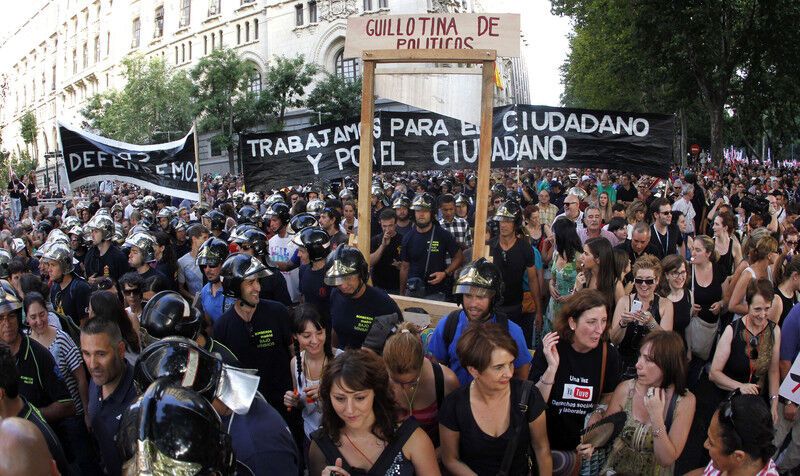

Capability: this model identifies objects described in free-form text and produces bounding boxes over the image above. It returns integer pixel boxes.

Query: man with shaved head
[0,417,59,476]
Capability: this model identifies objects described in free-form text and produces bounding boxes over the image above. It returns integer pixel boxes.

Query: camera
[740,192,770,220]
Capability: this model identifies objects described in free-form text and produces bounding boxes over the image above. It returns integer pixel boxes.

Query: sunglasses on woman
[634,278,655,285]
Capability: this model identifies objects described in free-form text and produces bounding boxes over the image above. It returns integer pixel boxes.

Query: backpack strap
[597,341,608,404]
[310,429,354,474]
[432,360,444,410]
[442,310,463,355]
[498,380,533,476]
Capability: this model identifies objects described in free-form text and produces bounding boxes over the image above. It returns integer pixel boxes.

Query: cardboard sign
[344,13,520,58]
[779,352,800,405]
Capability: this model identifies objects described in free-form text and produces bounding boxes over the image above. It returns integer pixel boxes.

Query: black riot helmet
[264,202,291,227]
[491,182,507,198]
[139,291,202,347]
[220,253,272,304]
[237,206,260,226]
[118,378,236,476]
[452,258,505,310]
[324,246,368,296]
[133,337,223,401]
[296,227,331,262]
[195,237,229,268]
[203,210,227,232]
[287,212,318,235]
[238,228,269,258]
[492,200,523,229]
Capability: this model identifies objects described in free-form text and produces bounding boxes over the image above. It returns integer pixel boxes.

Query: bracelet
[538,377,554,386]
[652,426,666,439]
[593,407,606,415]
[647,321,657,331]
[770,395,779,401]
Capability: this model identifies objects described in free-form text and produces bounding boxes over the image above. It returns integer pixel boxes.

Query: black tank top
[619,294,663,378]
[529,224,545,249]
[671,290,691,347]
[776,286,798,328]
[693,262,724,323]
[717,237,734,278]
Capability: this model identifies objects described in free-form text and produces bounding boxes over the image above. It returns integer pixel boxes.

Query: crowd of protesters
[0,160,798,476]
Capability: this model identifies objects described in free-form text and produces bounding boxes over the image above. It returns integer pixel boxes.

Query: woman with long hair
[440,322,551,475]
[575,236,624,312]
[728,235,778,317]
[626,200,648,239]
[283,305,341,463]
[309,349,439,475]
[88,290,141,357]
[152,230,177,291]
[524,204,553,266]
[597,191,613,224]
[772,254,800,327]
[713,212,743,279]
[611,254,674,379]
[602,331,696,475]
[660,254,692,346]
[545,218,583,333]
[383,321,459,447]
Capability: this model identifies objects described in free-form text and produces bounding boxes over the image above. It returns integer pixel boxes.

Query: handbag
[405,226,435,298]
[685,264,718,360]
[498,380,534,476]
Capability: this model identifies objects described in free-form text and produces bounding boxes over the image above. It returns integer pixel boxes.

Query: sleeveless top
[602,380,681,476]
[722,319,776,391]
[717,237,734,278]
[312,418,418,476]
[397,359,444,447]
[670,290,691,347]
[619,294,663,378]
[529,224,545,249]
[775,286,798,328]
[693,262,724,323]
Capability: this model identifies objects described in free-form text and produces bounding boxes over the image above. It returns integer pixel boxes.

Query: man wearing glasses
[649,198,683,259]
[553,193,585,231]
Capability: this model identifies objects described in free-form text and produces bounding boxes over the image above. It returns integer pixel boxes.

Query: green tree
[260,55,318,130]
[19,110,39,165]
[10,150,37,178]
[191,48,264,173]
[82,55,195,144]
[305,73,362,124]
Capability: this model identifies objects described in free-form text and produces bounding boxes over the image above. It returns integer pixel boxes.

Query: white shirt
[672,198,696,233]
[124,203,135,220]
[269,233,300,303]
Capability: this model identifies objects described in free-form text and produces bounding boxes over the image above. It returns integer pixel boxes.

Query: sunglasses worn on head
[634,278,655,285]
[749,335,759,360]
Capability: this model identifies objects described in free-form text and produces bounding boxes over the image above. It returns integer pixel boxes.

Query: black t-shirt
[84,244,130,281]
[329,286,402,349]
[529,339,621,451]
[260,269,293,307]
[155,260,177,290]
[138,266,167,283]
[648,223,683,258]
[203,336,241,366]
[329,230,349,249]
[213,299,293,405]
[616,184,638,204]
[50,276,91,325]
[18,398,71,476]
[370,232,403,292]
[400,224,460,295]
[439,379,546,475]
[15,335,72,410]
[298,264,331,311]
[489,237,535,305]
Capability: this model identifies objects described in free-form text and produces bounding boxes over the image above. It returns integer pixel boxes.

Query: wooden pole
[471,60,496,259]
[192,121,202,204]
[356,60,376,262]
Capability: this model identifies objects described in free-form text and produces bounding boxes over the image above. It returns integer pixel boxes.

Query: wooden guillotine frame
[354,49,498,321]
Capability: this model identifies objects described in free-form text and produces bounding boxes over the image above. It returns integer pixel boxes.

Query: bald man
[0,417,59,476]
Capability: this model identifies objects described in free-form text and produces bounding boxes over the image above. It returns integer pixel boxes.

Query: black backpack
[441,309,509,364]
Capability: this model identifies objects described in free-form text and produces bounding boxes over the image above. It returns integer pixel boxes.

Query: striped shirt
[46,329,85,415]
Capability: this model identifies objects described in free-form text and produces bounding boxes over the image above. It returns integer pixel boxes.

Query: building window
[189,41,192,59]
[254,19,259,39]
[363,0,372,11]
[83,43,88,68]
[154,6,164,38]
[241,0,255,4]
[132,18,141,47]
[335,50,361,82]
[219,29,223,47]
[182,44,186,62]
[211,33,215,51]
[237,25,241,44]
[94,35,101,62]
[175,46,179,64]
[378,0,388,7]
[51,65,56,90]
[72,49,77,74]
[309,2,317,22]
[295,5,304,26]
[107,32,111,56]
[204,35,208,54]
[208,0,220,16]
[245,22,250,42]
[249,69,261,94]
[179,0,191,27]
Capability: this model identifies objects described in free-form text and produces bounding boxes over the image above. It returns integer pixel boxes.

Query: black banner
[58,122,199,200]
[242,104,675,192]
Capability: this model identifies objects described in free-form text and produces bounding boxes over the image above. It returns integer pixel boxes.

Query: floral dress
[545,253,578,332]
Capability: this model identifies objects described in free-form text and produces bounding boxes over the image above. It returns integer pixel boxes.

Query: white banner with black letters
[57,122,198,200]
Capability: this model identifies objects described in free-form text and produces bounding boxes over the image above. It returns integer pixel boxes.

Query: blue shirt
[88,362,138,476]
[200,282,232,324]
[222,394,299,476]
[427,310,532,386]
[780,302,800,362]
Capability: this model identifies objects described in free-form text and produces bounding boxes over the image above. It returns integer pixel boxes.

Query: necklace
[343,432,378,466]
[303,354,326,382]
[403,371,422,413]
